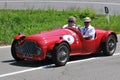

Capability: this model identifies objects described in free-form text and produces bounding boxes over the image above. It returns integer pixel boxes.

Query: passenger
[63,16,78,28]
[80,17,95,40]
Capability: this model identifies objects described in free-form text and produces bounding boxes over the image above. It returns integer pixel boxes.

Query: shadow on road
[1,52,107,68]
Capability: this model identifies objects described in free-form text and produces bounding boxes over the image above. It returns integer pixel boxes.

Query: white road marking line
[0,1,120,6]
[0,45,11,49]
[68,57,96,64]
[0,53,119,78]
[113,52,120,56]
[0,64,55,78]
[68,53,120,64]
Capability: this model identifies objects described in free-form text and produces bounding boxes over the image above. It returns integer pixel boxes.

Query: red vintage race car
[11,27,118,66]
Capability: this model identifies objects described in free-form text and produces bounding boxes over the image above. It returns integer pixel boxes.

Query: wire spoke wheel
[52,42,70,66]
[108,39,116,52]
[57,46,69,63]
[102,35,117,56]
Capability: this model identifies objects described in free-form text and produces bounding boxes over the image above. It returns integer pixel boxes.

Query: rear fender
[101,31,118,43]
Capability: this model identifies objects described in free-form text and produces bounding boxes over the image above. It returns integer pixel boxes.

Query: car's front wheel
[52,42,70,66]
[11,40,24,61]
[102,35,117,56]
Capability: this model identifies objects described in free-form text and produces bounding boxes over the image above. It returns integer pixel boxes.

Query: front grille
[16,41,41,57]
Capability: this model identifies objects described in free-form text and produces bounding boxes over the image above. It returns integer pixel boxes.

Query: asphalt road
[0,0,120,15]
[0,35,120,80]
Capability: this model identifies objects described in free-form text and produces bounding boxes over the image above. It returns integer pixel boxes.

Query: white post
[106,13,109,24]
[104,6,110,24]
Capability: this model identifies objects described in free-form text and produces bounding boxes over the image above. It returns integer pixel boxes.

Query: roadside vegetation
[0,8,120,45]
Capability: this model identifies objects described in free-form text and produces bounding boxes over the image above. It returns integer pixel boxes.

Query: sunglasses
[68,20,74,23]
[84,22,90,23]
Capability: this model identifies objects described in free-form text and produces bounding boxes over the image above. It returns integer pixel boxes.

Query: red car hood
[25,28,72,44]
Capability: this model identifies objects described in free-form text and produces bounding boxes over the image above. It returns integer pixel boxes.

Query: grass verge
[0,8,120,45]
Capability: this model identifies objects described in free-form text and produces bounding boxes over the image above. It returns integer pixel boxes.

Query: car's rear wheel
[102,35,117,56]
[52,42,70,66]
[11,40,24,61]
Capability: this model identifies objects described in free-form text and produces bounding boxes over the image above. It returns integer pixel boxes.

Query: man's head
[84,17,91,27]
[68,16,76,26]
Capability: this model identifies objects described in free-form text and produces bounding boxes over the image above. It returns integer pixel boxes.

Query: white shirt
[63,24,76,28]
[80,25,95,40]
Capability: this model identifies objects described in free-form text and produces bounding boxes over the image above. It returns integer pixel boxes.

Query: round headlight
[37,48,42,55]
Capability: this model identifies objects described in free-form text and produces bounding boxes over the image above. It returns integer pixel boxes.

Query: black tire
[11,40,24,61]
[102,35,117,56]
[52,42,70,66]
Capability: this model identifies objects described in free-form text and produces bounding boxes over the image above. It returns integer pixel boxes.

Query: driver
[80,17,95,40]
[63,16,79,28]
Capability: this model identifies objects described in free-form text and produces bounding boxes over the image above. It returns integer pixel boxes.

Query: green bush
[0,9,119,45]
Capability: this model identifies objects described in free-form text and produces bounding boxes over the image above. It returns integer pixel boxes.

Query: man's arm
[83,28,95,40]
[83,35,92,40]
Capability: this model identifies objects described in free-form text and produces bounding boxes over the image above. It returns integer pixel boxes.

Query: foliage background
[0,9,119,45]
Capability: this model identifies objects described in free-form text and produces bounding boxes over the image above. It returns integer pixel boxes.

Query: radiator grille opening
[16,41,41,57]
